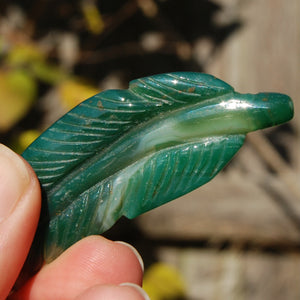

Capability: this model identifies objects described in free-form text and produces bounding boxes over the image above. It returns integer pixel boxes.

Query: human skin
[0,144,148,300]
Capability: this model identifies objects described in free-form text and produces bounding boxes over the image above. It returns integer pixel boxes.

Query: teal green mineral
[22,72,294,265]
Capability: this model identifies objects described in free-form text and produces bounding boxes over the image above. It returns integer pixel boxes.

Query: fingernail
[115,241,144,272]
[0,144,30,221]
[120,283,150,300]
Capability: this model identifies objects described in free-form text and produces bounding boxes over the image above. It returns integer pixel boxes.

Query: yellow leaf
[12,129,41,154]
[58,78,99,110]
[0,70,36,132]
[143,263,186,300]
[81,0,105,34]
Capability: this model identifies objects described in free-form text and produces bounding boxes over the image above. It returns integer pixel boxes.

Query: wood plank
[157,247,300,300]
[137,171,300,246]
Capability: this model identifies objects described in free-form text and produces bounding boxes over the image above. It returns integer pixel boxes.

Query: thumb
[0,144,41,299]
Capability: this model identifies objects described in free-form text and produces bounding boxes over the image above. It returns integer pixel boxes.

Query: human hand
[0,144,149,300]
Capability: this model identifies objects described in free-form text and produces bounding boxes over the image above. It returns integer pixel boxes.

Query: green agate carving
[22,72,294,265]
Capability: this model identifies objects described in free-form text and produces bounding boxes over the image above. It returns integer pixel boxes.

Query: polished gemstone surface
[22,72,294,264]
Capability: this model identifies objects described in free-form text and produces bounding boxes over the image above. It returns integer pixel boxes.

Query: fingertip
[55,236,144,284]
[0,144,41,299]
[120,283,150,300]
[75,283,150,300]
[14,236,144,299]
[114,241,144,273]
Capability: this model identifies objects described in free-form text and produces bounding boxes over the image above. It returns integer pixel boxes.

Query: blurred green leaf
[6,43,45,67]
[32,61,66,84]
